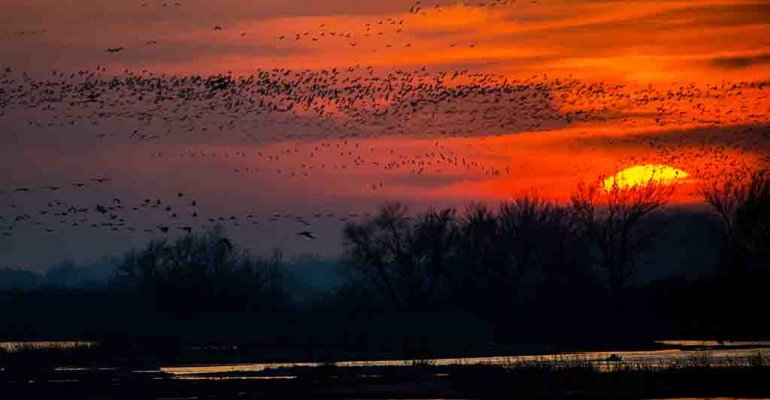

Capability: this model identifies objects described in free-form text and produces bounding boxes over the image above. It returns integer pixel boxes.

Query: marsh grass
[2,347,769,399]
[0,340,94,353]
[408,358,438,368]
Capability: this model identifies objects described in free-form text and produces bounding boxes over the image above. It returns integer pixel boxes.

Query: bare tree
[571,178,674,296]
[452,197,588,307]
[341,196,595,313]
[498,196,559,295]
[454,203,502,306]
[115,226,283,312]
[503,196,590,293]
[411,208,459,301]
[699,169,770,275]
[342,203,422,306]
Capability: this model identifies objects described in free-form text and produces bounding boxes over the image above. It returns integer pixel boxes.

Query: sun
[604,164,689,191]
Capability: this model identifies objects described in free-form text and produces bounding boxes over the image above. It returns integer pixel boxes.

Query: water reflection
[655,340,770,348]
[161,345,770,377]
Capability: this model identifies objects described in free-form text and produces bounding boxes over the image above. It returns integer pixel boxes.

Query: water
[3,339,767,380]
[161,344,770,378]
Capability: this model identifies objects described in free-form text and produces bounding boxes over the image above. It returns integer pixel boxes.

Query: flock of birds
[0,0,769,258]
[118,0,538,54]
[0,180,376,240]
[4,65,767,142]
[1,63,767,243]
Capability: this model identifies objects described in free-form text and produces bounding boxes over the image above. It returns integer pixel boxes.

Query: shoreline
[3,352,770,399]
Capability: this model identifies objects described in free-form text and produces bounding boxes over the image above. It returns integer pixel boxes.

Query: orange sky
[1,0,769,81]
[0,0,769,267]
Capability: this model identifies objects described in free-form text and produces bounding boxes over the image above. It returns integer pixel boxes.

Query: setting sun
[603,164,689,191]
[1,1,770,397]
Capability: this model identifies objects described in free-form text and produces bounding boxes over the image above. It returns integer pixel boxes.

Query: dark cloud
[120,42,312,65]
[549,2,770,36]
[711,53,770,69]
[389,173,473,188]
[654,2,770,28]
[573,124,770,152]
[628,2,770,29]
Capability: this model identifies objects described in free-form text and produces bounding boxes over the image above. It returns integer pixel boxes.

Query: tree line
[0,169,767,356]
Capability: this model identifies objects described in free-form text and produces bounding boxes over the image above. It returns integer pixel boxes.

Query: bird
[297,230,316,239]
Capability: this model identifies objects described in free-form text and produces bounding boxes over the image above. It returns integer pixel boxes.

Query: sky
[0,0,769,269]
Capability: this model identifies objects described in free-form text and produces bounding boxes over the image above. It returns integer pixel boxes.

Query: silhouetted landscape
[3,0,770,398]
[1,172,768,398]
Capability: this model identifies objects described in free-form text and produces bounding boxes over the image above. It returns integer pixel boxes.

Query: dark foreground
[3,357,770,399]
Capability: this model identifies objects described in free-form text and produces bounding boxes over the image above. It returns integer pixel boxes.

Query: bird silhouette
[297,230,316,239]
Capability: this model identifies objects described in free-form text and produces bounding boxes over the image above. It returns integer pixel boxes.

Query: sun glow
[603,164,689,191]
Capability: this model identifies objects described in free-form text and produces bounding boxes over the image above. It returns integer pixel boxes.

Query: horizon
[2,4,770,397]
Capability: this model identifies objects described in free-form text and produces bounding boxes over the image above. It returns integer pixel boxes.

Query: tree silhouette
[453,203,503,309]
[342,203,421,307]
[699,169,770,275]
[571,178,674,297]
[114,226,283,313]
[342,196,593,315]
[411,207,460,304]
[505,197,591,296]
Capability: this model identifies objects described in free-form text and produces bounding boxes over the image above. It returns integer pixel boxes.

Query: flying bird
[297,230,316,239]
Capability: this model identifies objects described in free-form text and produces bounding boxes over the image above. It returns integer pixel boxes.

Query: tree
[499,196,563,297]
[342,203,420,307]
[342,198,594,314]
[699,169,770,275]
[571,178,674,297]
[453,202,502,308]
[411,207,460,303]
[114,226,283,313]
[502,197,591,295]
